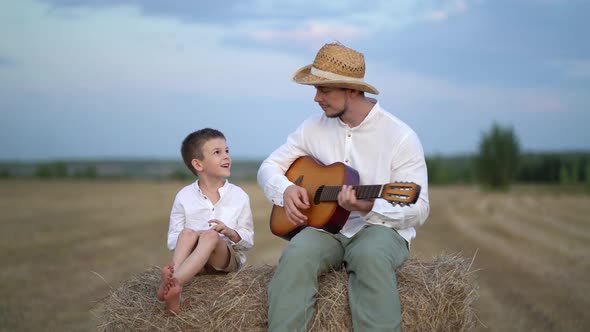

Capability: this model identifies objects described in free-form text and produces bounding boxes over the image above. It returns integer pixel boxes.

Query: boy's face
[194,138,231,178]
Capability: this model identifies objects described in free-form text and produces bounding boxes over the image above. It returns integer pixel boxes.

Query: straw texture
[97,254,478,331]
[292,42,379,94]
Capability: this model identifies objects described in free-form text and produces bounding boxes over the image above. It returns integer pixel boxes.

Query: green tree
[169,168,192,181]
[571,159,580,184]
[0,168,11,178]
[54,162,68,178]
[35,162,69,178]
[427,155,450,185]
[36,164,53,178]
[559,164,572,185]
[75,165,98,179]
[475,123,520,190]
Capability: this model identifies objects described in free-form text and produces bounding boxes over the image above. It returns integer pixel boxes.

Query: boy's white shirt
[167,179,254,267]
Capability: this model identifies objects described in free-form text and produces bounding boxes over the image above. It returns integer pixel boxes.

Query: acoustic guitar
[270,156,421,240]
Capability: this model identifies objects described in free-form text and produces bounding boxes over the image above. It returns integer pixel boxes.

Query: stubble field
[0,179,588,331]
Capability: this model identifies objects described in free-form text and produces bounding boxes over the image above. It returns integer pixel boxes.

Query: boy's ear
[191,159,203,173]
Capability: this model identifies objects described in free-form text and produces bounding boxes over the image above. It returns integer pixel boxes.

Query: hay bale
[97,255,478,332]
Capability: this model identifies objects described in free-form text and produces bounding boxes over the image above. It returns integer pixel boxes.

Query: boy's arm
[167,196,185,250]
[230,196,254,251]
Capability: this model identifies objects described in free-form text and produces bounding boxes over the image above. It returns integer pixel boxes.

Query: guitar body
[270,156,359,240]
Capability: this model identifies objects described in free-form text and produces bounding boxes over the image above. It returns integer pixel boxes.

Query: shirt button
[345,159,349,163]
[347,134,351,137]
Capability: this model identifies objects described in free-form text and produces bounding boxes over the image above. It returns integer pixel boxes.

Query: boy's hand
[209,219,241,242]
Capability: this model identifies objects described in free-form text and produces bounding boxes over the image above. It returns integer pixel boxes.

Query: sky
[1,0,589,161]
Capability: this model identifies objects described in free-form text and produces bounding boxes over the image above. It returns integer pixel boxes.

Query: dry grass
[97,255,477,332]
[1,179,589,332]
[414,185,590,331]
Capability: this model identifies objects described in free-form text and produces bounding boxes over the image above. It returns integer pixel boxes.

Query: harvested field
[414,186,590,331]
[0,179,589,331]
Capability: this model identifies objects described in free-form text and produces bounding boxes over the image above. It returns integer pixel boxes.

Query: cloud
[556,59,590,80]
[38,0,473,34]
[428,11,449,21]
[2,2,283,98]
[0,56,16,67]
[249,21,365,46]
[3,0,476,98]
[427,0,468,21]
[370,63,568,116]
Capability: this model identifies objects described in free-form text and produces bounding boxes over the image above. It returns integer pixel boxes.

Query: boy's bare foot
[164,277,182,315]
[156,262,174,301]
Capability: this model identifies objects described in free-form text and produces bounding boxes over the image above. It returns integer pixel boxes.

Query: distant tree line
[35,162,97,179]
[2,151,587,187]
[427,152,590,184]
[427,123,590,190]
[1,124,588,192]
[0,160,260,181]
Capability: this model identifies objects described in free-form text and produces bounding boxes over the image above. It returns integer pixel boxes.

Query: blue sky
[1,0,588,161]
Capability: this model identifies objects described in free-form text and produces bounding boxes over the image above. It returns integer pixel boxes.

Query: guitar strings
[319,185,383,202]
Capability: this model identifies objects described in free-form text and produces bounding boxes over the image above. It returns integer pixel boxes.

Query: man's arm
[365,131,430,229]
[257,123,311,225]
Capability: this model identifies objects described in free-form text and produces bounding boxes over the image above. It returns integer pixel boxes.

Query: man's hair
[181,128,226,176]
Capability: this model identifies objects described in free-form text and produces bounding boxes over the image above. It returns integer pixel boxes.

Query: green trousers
[268,225,409,332]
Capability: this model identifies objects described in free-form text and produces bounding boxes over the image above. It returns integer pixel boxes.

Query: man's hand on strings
[283,185,310,226]
[338,185,374,214]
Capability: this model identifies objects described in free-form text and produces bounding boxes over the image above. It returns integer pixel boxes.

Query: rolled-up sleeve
[257,123,307,206]
[365,132,430,230]
[231,197,255,251]
[167,196,185,250]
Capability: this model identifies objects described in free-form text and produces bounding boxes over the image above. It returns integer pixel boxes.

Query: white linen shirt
[167,180,254,267]
[257,100,429,244]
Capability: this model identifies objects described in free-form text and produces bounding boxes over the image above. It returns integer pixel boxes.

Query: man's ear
[191,159,203,173]
[347,89,361,98]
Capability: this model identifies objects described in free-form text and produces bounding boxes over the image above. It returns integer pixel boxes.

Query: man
[257,42,430,331]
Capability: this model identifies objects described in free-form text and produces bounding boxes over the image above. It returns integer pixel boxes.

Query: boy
[157,128,254,315]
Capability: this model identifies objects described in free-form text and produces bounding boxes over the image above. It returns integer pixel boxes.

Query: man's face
[313,87,349,118]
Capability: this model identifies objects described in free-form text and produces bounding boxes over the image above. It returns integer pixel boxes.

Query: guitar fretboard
[316,185,383,202]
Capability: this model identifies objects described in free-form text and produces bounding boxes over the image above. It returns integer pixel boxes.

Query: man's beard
[325,98,348,119]
[326,108,346,118]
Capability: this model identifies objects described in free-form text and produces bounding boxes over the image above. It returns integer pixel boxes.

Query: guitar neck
[316,185,383,202]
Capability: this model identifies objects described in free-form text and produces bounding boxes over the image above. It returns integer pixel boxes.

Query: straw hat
[292,42,379,95]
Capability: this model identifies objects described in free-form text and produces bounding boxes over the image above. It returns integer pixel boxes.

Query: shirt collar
[363,98,380,124]
[336,98,381,128]
[194,179,229,197]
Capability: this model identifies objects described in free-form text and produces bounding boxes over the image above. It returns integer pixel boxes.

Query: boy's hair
[181,128,226,176]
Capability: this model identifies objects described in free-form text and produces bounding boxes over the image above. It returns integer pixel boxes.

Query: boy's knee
[179,228,197,238]
[199,229,220,242]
